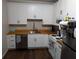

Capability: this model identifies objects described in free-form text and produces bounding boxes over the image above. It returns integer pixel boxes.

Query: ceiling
[7,0,58,3]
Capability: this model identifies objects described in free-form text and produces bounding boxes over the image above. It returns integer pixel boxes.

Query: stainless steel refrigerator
[60,21,76,59]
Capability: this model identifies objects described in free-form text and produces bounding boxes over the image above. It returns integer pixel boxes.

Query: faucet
[33,21,35,31]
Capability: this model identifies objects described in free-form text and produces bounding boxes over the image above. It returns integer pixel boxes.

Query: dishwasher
[16,34,27,49]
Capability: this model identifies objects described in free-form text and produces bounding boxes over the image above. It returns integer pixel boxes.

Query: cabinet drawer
[8,35,15,40]
[8,35,15,37]
[9,41,15,48]
[9,44,15,48]
[7,35,16,49]
[9,38,15,43]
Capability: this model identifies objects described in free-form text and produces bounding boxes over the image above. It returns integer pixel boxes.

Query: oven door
[61,42,76,59]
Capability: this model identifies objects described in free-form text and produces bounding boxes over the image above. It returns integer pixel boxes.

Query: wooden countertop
[56,39,63,45]
[7,29,56,35]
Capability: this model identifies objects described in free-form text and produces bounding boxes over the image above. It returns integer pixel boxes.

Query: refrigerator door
[61,44,76,59]
[63,37,76,51]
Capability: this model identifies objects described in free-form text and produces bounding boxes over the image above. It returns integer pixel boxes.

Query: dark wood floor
[3,48,53,59]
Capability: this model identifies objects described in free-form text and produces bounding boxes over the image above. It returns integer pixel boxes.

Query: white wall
[54,0,76,22]
[2,0,9,57]
[7,2,55,24]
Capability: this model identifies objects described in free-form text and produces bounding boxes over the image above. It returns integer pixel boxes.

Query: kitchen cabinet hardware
[17,20,20,23]
[11,40,14,41]
[34,38,37,42]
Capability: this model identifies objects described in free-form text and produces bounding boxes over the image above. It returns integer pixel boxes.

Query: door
[61,44,76,59]
[41,35,48,47]
[28,34,36,48]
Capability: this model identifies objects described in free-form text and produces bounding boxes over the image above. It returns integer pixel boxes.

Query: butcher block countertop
[7,29,56,35]
[56,39,63,45]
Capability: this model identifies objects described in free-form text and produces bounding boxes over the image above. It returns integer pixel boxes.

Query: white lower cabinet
[28,35,36,48]
[53,43,62,59]
[28,34,48,48]
[48,36,62,59]
[7,35,16,49]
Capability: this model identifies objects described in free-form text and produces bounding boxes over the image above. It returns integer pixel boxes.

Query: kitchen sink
[29,30,40,34]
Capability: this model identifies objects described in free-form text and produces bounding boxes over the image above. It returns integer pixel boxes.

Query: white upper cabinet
[7,2,54,24]
[54,0,76,21]
[7,3,28,24]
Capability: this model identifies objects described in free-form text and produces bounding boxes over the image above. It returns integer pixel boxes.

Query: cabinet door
[9,19,27,25]
[28,34,48,48]
[42,34,48,47]
[55,45,60,59]
[28,35,36,48]
[9,40,15,48]
[35,34,48,47]
[54,43,62,59]
[7,35,10,48]
[42,35,48,47]
[19,19,27,24]
[35,37,43,47]
[53,43,57,59]
[7,35,16,49]
[9,19,17,24]
[57,45,62,59]
[8,4,27,25]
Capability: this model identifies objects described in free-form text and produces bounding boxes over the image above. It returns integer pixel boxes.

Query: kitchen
[2,0,76,59]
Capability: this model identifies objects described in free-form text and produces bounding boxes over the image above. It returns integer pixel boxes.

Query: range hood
[7,0,58,3]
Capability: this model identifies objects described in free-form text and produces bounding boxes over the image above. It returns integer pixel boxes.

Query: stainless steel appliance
[16,35,27,49]
[60,21,76,59]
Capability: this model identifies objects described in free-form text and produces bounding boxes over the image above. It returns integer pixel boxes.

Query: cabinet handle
[58,46,62,49]
[17,20,20,23]
[34,39,37,42]
[11,40,14,41]
[55,48,56,52]
[11,36,14,37]
[11,45,14,47]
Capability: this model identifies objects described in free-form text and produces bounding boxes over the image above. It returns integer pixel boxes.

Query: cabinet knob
[11,40,14,41]
[17,20,20,23]
[58,46,62,49]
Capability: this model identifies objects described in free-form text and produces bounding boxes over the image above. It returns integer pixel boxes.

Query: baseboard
[2,49,8,58]
[28,47,48,49]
